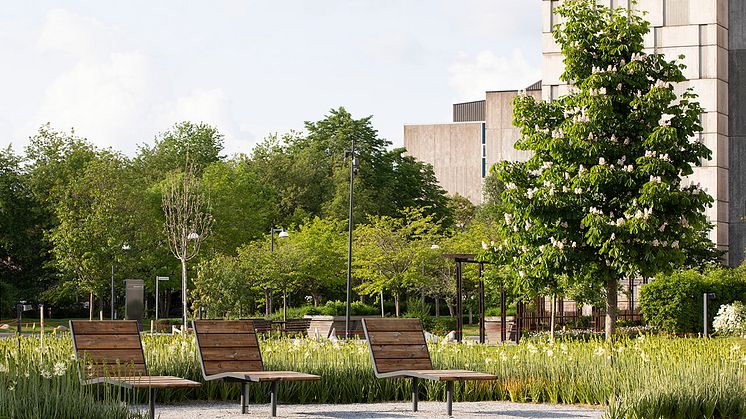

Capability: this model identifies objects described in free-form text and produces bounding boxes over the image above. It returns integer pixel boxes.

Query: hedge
[639,267,746,333]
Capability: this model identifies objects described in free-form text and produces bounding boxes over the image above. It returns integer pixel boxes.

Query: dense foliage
[640,267,746,333]
[0,107,453,319]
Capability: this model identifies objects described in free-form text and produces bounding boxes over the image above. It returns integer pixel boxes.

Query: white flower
[506,182,517,190]
[53,362,67,376]
[578,165,587,173]
[504,213,513,224]
[524,221,532,230]
[625,164,634,173]
[610,233,616,241]
[588,132,595,141]
[598,157,606,165]
[543,161,553,169]
[671,240,680,248]
[652,239,659,247]
[599,87,607,95]
[571,241,577,248]
[539,245,545,252]
[518,271,526,278]
[0,364,7,373]
[482,241,488,250]
[650,175,661,183]
[593,347,606,357]
[574,187,583,195]
[41,370,53,379]
[615,218,625,227]
[562,186,570,193]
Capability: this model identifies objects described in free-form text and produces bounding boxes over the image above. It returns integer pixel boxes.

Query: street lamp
[344,136,358,340]
[269,227,289,319]
[111,243,131,319]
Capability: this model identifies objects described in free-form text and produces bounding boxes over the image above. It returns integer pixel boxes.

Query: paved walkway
[149,401,606,418]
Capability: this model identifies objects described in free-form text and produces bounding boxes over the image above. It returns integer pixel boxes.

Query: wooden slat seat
[70,320,201,419]
[362,318,498,416]
[193,320,320,417]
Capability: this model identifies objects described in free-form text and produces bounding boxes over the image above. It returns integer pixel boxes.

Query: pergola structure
[441,254,511,344]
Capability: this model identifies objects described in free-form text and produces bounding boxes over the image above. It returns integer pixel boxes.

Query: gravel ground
[146,401,606,418]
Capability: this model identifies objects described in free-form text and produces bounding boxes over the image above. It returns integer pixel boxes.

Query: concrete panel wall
[404,123,484,203]
[729,0,746,265]
[484,90,540,169]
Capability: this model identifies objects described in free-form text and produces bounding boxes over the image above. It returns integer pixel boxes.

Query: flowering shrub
[713,301,746,336]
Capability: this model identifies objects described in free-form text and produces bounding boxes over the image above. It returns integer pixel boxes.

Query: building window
[481,123,487,178]
[550,85,559,102]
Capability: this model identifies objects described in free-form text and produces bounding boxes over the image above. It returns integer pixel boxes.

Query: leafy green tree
[289,217,346,306]
[48,152,137,318]
[0,147,50,315]
[483,0,717,340]
[354,207,440,316]
[202,158,276,255]
[135,121,224,183]
[192,254,260,318]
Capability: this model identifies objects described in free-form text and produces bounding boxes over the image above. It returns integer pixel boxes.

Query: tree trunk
[549,294,557,343]
[435,298,440,318]
[394,293,401,317]
[468,306,473,325]
[264,289,271,317]
[282,291,287,323]
[88,292,94,321]
[605,278,618,342]
[446,301,454,316]
[181,258,188,328]
[312,293,321,307]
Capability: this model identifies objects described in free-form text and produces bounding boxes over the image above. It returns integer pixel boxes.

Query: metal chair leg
[149,388,155,419]
[270,380,279,417]
[240,382,248,414]
[412,377,419,412]
[446,381,454,417]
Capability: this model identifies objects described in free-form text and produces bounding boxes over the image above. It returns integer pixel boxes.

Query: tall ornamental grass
[1,332,744,419]
[0,334,140,419]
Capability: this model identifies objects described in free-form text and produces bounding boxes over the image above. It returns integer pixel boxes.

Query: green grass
[1,332,744,418]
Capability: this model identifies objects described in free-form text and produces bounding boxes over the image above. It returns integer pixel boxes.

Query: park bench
[362,317,497,416]
[69,320,201,419]
[192,319,320,416]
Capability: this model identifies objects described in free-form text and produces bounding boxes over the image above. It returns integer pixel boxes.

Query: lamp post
[269,227,289,320]
[344,136,358,340]
[111,243,131,319]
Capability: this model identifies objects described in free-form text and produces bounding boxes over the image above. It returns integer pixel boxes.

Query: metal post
[455,261,463,343]
[111,264,115,319]
[270,380,279,417]
[241,382,248,414]
[345,136,356,341]
[703,293,709,338]
[412,377,419,411]
[446,381,454,416]
[500,286,506,342]
[380,290,384,317]
[478,263,485,344]
[149,388,155,419]
[39,304,44,350]
[155,277,159,321]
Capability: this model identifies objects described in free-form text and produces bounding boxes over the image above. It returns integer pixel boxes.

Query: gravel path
[147,401,606,418]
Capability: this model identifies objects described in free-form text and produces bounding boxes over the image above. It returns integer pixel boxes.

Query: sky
[0,1,542,157]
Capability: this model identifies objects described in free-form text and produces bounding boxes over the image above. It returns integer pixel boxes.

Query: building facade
[404,0,745,265]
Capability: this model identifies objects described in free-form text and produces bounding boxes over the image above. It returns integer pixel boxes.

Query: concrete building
[404,0,745,265]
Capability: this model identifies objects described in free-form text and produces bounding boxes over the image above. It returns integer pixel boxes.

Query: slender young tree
[162,161,213,328]
[483,0,717,341]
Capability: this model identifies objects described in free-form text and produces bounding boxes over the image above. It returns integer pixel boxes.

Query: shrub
[713,301,746,336]
[640,267,746,333]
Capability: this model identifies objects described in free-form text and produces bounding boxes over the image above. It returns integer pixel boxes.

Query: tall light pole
[344,136,357,340]
[269,227,289,320]
[111,243,130,319]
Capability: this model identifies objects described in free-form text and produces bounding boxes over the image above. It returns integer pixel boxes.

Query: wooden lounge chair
[192,320,320,416]
[69,320,201,419]
[362,317,497,416]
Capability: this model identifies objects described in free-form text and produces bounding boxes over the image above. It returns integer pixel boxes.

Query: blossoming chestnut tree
[481,0,718,341]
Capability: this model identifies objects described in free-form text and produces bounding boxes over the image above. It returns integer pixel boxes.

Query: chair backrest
[69,320,147,381]
[306,317,334,339]
[362,318,433,375]
[192,320,264,378]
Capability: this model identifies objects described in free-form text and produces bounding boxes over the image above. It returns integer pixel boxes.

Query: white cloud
[447,49,541,101]
[25,8,252,157]
[156,88,255,156]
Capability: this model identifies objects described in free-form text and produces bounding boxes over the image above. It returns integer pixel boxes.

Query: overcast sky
[0,1,542,157]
